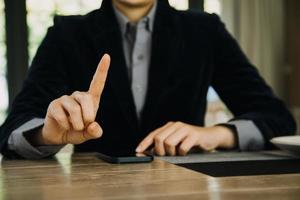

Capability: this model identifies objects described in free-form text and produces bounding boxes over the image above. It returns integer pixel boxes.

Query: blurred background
[0,0,299,132]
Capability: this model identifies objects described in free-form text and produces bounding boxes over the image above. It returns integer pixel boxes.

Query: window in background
[26,0,189,64]
[0,0,8,125]
[204,0,221,14]
[204,0,232,126]
[26,0,190,63]
[169,0,189,10]
[26,0,102,63]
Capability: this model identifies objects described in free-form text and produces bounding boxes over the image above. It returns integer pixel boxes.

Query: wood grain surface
[0,153,300,200]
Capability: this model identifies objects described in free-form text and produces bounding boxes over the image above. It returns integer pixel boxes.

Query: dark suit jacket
[0,0,296,155]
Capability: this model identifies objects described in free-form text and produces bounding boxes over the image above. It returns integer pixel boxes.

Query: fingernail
[135,146,142,152]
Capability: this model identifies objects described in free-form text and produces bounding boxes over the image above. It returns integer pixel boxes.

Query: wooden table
[0,152,300,200]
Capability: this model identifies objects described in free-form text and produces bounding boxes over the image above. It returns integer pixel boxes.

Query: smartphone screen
[97,150,153,164]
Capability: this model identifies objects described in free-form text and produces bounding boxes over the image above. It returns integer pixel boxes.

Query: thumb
[84,122,103,140]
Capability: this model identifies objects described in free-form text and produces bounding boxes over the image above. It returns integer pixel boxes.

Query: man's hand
[136,121,236,156]
[29,54,111,145]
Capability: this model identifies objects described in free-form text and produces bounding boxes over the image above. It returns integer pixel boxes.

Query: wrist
[214,125,237,149]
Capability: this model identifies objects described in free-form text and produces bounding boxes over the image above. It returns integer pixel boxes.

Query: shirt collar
[113,1,157,35]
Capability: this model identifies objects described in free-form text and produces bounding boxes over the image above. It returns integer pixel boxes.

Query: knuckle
[167,121,174,125]
[175,121,183,126]
[179,146,188,155]
[183,127,191,134]
[50,99,60,107]
[73,91,88,101]
[59,95,70,104]
[72,91,81,96]
[55,115,66,124]
[48,100,60,115]
[154,135,164,144]
[60,95,69,101]
[164,140,174,148]
[48,101,56,110]
[55,114,65,123]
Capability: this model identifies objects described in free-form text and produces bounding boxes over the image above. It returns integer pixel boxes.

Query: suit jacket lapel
[141,2,183,133]
[88,0,182,136]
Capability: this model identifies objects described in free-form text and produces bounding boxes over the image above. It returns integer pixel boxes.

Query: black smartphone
[97,150,153,164]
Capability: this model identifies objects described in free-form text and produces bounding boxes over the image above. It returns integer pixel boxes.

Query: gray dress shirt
[113,2,156,117]
[7,2,265,159]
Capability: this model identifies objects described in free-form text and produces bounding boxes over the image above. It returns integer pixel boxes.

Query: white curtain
[220,0,287,99]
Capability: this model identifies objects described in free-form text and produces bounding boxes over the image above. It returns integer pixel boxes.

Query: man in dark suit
[0,0,296,159]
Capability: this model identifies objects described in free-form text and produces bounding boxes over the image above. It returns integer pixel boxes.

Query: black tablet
[97,150,153,164]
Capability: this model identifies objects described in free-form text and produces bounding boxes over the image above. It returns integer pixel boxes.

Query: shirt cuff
[227,120,265,151]
[8,118,64,159]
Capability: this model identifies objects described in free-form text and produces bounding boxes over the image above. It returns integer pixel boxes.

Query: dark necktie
[125,23,137,83]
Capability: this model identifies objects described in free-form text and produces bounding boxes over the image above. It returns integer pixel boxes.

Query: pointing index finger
[88,54,111,103]
[136,133,155,153]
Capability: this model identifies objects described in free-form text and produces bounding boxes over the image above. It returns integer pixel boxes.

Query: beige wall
[221,0,287,99]
[220,0,299,133]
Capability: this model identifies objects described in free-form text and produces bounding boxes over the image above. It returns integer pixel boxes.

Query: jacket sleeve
[210,14,296,149]
[0,17,71,157]
[7,118,64,159]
